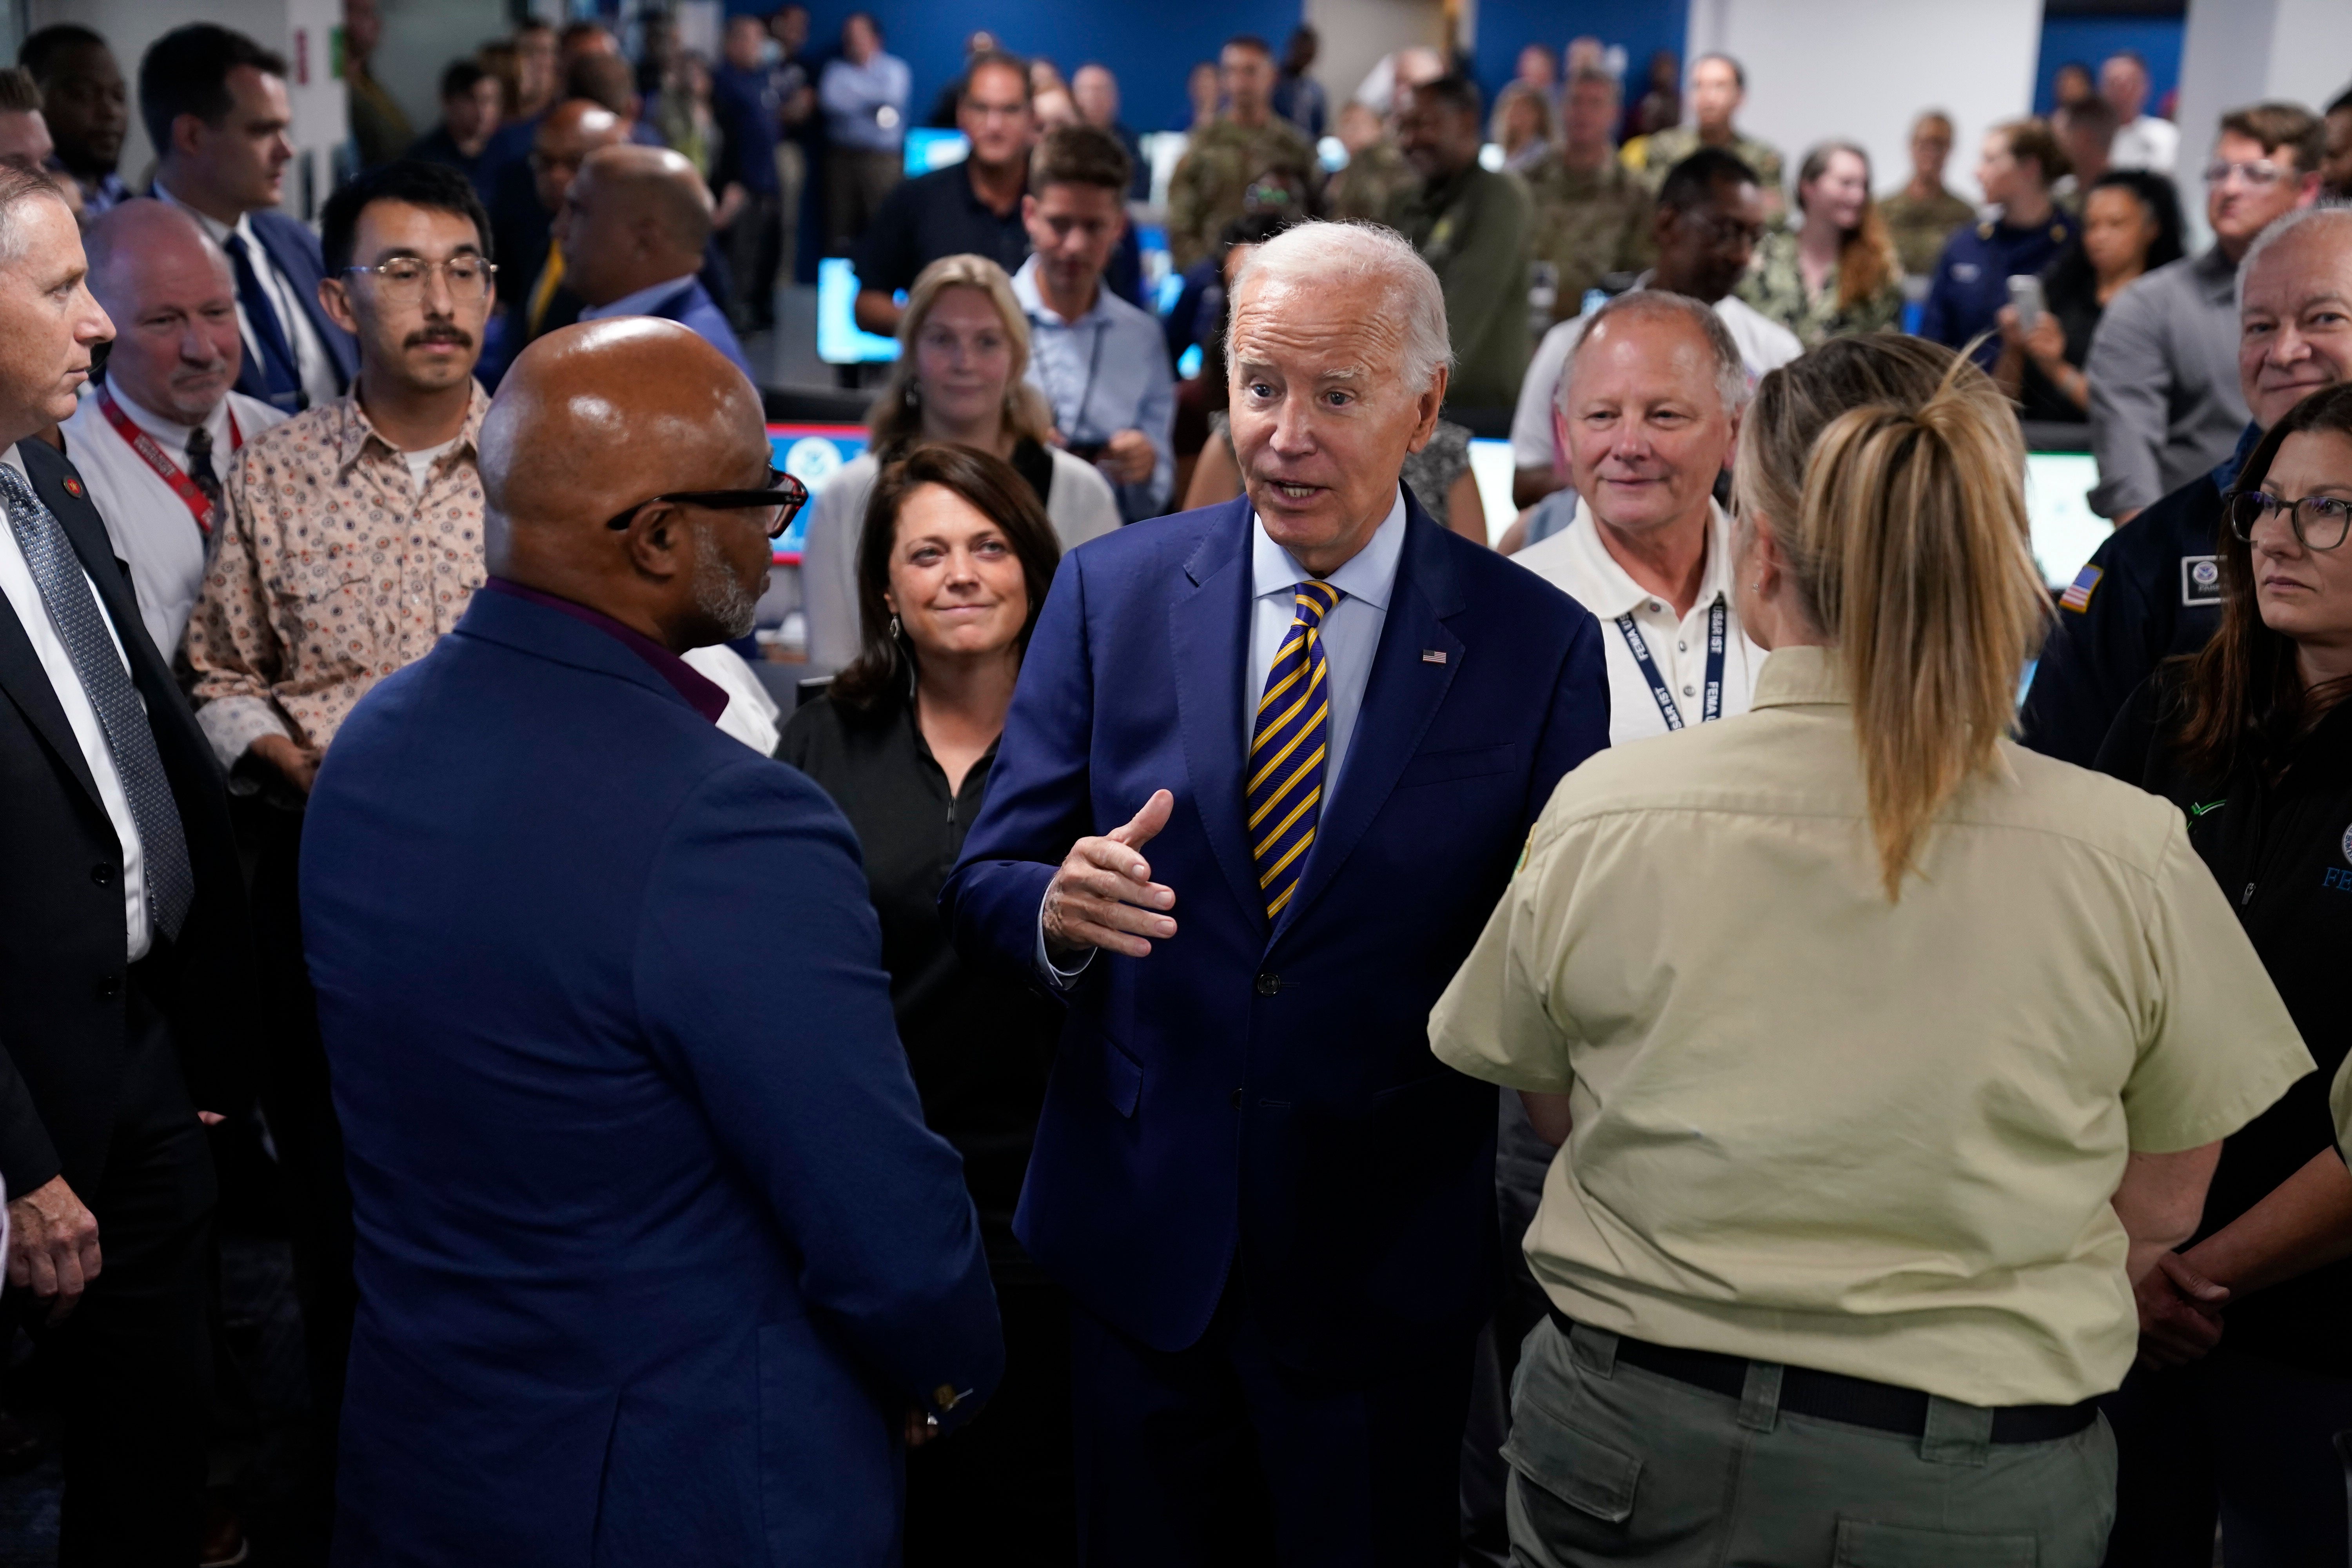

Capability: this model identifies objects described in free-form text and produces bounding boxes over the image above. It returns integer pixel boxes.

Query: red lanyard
[94,386,241,537]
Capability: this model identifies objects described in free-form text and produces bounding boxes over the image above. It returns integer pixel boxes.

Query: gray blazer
[2085,246,2249,518]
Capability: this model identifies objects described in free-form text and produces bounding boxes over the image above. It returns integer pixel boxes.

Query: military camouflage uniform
[1328,137,1417,225]
[1623,124,1785,198]
[1880,184,1978,278]
[1733,227,1906,348]
[1521,152,1656,321]
[1391,163,1532,409]
[1166,115,1322,270]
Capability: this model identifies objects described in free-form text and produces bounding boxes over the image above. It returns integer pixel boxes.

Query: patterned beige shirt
[188,385,489,764]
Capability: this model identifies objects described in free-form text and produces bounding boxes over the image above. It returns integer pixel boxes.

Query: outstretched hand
[1044,790,1178,965]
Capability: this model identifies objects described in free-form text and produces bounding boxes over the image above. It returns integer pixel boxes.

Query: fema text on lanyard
[1614,594,1726,731]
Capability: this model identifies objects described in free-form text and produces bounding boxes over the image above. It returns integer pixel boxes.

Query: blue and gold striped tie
[1247,581,1340,922]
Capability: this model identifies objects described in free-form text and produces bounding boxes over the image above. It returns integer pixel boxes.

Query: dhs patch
[2182,556,2222,606]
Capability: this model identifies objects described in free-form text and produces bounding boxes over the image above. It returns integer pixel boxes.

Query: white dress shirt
[1511,497,1762,745]
[1509,284,1802,470]
[2109,114,2180,175]
[157,184,341,411]
[60,387,286,660]
[1039,490,1410,983]
[0,443,151,959]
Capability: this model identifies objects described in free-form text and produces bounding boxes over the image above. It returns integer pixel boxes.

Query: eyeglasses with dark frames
[2228,489,2352,552]
[603,465,810,540]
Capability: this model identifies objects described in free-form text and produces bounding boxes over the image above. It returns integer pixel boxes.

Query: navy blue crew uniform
[1919,209,2077,369]
[2018,423,2261,768]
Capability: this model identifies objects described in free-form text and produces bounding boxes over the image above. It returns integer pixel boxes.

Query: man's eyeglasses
[2228,489,2352,551]
[341,256,497,301]
[604,466,811,539]
[2204,159,2291,189]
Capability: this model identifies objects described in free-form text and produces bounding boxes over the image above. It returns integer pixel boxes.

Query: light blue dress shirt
[819,53,911,152]
[1038,490,1408,983]
[1012,257,1176,522]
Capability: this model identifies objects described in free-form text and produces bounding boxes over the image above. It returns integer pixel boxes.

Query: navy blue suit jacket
[233,210,359,404]
[646,277,758,385]
[942,493,1610,1374]
[302,590,1001,1566]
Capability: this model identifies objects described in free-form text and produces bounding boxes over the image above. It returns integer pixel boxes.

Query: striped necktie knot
[1246,580,1340,922]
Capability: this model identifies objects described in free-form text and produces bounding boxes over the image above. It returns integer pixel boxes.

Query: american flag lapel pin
[1421,649,1446,664]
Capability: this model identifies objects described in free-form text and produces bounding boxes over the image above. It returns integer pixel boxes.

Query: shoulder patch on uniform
[2181,555,2221,606]
[2059,563,2102,612]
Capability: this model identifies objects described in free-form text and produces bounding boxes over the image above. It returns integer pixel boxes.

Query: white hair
[1557,289,1749,416]
[2239,200,2352,311]
[1231,221,1453,392]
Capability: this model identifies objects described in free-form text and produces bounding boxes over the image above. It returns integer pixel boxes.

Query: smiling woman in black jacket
[2095,382,2352,1566]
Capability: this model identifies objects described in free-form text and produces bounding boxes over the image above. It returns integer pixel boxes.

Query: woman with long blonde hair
[1432,335,2309,1566]
[801,253,1119,672]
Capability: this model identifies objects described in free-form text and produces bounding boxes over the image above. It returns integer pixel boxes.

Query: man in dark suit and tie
[0,161,253,1560]
[301,318,1002,1563]
[140,25,357,415]
[944,220,1612,1564]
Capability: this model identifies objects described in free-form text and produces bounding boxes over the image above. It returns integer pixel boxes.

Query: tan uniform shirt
[188,385,490,763]
[1431,645,2312,1407]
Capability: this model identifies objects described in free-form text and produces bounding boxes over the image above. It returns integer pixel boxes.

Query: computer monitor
[768,422,871,564]
[816,257,901,366]
[904,128,969,176]
[2023,448,2109,592]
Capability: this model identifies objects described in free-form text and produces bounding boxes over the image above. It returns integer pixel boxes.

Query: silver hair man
[1559,289,1749,416]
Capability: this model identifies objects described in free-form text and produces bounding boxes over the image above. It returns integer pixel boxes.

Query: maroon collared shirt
[481,577,728,724]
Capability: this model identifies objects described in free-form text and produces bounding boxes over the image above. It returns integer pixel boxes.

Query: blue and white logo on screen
[784,437,846,495]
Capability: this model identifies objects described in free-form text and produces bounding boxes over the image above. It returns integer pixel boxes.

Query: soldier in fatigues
[1328,102,1416,224]
[1621,54,1784,220]
[1165,36,1320,270]
[1524,66,1653,321]
[1880,111,1978,278]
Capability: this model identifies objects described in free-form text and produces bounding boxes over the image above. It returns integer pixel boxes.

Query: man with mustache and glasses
[62,200,286,664]
[184,158,495,1526]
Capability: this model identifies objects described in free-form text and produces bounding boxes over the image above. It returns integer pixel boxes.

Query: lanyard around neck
[1614,593,1727,731]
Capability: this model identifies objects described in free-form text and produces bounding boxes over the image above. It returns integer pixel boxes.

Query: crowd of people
[2,7,2352,1568]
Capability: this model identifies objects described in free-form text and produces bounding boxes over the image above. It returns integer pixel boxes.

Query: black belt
[1548,1308,2096,1445]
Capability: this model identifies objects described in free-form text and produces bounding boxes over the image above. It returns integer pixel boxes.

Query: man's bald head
[531,98,625,213]
[555,144,713,308]
[84,197,243,423]
[483,318,771,650]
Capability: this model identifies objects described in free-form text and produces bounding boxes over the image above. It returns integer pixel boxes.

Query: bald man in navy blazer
[944,223,1610,1566]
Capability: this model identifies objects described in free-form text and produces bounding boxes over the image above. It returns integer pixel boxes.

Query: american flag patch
[2059,564,2103,613]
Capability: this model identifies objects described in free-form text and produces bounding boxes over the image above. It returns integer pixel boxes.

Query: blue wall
[2031,16,2183,118]
[739,1,1307,134]
[1469,0,1686,129]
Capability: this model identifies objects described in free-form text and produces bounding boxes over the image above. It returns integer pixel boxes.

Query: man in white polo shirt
[1514,289,1762,740]
[1506,145,1797,512]
[1460,286,1761,1564]
[62,200,285,663]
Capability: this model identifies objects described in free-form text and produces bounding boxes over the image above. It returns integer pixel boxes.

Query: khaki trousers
[1504,1318,2118,1566]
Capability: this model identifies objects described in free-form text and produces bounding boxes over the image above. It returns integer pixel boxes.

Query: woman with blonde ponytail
[1431,335,2312,1567]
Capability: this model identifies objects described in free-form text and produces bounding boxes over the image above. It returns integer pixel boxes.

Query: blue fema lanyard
[1613,594,1727,731]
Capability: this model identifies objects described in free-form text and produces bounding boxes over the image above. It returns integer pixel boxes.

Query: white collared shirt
[61,387,287,659]
[157,184,340,411]
[1511,497,1763,744]
[1247,488,1408,785]
[577,273,700,321]
[0,442,150,959]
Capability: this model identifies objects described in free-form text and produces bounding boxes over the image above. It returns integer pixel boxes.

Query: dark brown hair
[2219,102,2325,177]
[1994,117,2069,187]
[2171,382,2352,778]
[833,444,1063,711]
[1030,123,1132,197]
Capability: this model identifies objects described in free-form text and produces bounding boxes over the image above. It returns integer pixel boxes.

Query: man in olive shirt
[1165,35,1318,271]
[1523,66,1652,322]
[1392,76,1530,411]
[1623,53,1783,221]
[1879,110,1976,278]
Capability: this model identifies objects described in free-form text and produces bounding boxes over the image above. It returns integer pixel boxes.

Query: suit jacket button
[933,1383,960,1411]
[91,864,112,887]
[96,974,120,999]
[1231,1088,1243,1109]
[1254,972,1280,996]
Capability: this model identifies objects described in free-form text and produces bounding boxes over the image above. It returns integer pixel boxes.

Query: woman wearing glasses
[2094,383,2352,1566]
[801,253,1119,673]
[779,444,1072,1562]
